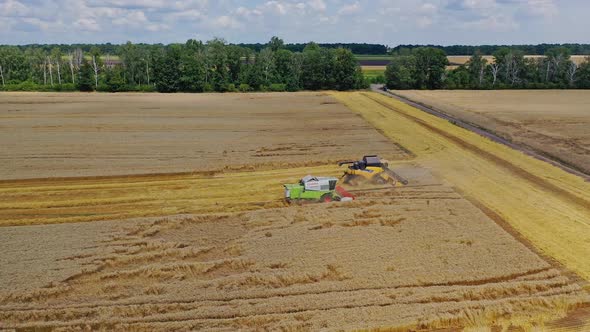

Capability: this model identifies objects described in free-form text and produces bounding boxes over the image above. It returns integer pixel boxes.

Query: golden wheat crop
[1,91,589,330]
[331,91,590,281]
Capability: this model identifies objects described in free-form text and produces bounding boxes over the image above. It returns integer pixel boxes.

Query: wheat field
[1,91,589,330]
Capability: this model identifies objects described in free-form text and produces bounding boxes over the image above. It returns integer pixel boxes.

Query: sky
[0,0,588,46]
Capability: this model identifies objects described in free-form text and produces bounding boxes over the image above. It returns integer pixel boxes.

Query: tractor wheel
[320,193,333,203]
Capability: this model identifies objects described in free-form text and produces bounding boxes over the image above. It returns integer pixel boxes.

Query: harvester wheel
[372,174,388,185]
[320,193,333,202]
[342,174,361,186]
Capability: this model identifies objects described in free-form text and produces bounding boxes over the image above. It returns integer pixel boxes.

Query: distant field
[0,92,400,180]
[448,55,588,66]
[361,66,386,79]
[357,54,589,68]
[355,55,391,61]
[393,90,590,175]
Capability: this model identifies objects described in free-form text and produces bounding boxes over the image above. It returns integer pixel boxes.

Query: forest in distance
[1,37,589,93]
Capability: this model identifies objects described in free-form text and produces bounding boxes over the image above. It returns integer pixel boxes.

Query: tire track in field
[0,267,557,314]
[1,279,581,329]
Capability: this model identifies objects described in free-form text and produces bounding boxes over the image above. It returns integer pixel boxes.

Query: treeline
[385,47,590,89]
[391,44,590,56]
[0,37,366,92]
[237,43,387,55]
[2,42,387,56]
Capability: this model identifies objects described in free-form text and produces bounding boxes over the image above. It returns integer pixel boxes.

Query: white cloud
[307,0,326,11]
[74,18,100,31]
[167,9,204,21]
[338,1,360,15]
[524,0,557,18]
[0,0,585,46]
[146,23,170,31]
[460,0,497,10]
[318,15,338,24]
[264,1,288,15]
[0,0,29,16]
[419,3,437,14]
[462,12,519,31]
[112,10,148,26]
[88,0,169,9]
[417,16,433,28]
[20,17,61,31]
[211,15,241,29]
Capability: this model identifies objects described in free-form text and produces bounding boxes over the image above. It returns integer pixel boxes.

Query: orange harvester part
[335,186,355,200]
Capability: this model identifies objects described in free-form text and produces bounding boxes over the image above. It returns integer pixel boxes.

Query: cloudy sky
[0,0,588,46]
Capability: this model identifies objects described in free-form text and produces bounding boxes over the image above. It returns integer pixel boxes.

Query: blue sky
[0,0,588,45]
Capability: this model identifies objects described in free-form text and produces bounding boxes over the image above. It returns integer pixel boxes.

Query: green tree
[522,58,543,87]
[413,47,448,89]
[544,47,571,84]
[301,44,335,90]
[179,40,206,91]
[445,65,470,89]
[274,49,299,90]
[0,47,29,82]
[105,66,127,92]
[239,52,264,90]
[466,51,488,88]
[227,45,245,83]
[385,56,416,89]
[120,41,140,85]
[268,36,284,52]
[258,48,275,85]
[77,60,95,91]
[493,48,525,86]
[24,47,46,84]
[206,38,229,91]
[333,48,363,90]
[153,46,181,92]
[576,57,590,88]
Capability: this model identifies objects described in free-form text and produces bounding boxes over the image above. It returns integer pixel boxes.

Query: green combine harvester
[284,175,354,203]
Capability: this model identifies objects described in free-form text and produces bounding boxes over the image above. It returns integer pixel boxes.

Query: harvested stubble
[1,173,588,330]
[331,91,590,282]
[393,89,590,175]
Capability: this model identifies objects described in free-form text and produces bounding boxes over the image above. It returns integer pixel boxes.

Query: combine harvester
[283,155,407,203]
[339,155,409,186]
[283,175,354,203]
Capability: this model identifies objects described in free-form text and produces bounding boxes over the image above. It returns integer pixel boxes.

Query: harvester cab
[339,155,408,186]
[284,175,353,203]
